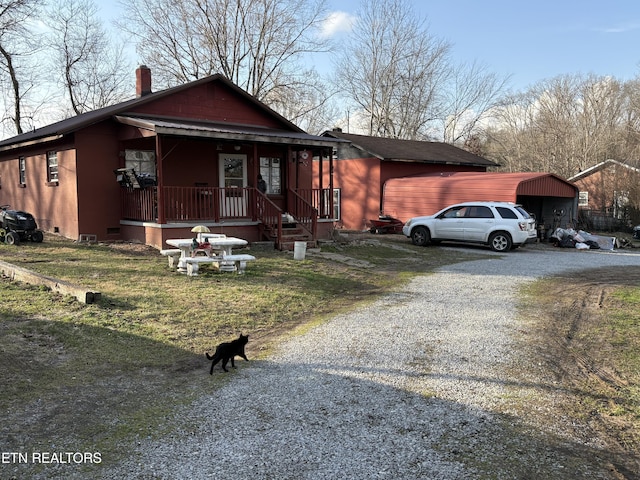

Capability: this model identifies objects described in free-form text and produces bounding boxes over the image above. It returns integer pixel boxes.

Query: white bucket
[293,241,307,260]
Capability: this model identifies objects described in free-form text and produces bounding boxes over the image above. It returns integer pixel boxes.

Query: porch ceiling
[114,115,343,148]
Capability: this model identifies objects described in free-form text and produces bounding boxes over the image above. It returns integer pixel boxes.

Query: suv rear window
[515,206,531,218]
[496,207,518,219]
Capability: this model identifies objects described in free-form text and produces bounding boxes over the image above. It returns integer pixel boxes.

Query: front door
[219,153,248,217]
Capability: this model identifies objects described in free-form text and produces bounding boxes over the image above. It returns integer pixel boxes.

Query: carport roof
[403,172,579,198]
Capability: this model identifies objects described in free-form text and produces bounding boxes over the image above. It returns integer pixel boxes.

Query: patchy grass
[0,233,482,474]
[513,266,640,470]
[0,233,472,352]
[598,287,640,422]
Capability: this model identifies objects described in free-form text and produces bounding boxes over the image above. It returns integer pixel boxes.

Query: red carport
[382,172,579,232]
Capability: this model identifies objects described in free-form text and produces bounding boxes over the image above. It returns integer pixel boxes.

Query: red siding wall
[313,157,486,230]
[572,166,640,212]
[159,139,222,187]
[133,82,287,129]
[0,139,80,240]
[338,157,381,230]
[75,123,123,239]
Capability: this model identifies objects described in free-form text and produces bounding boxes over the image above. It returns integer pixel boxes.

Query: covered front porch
[118,185,336,250]
[113,115,340,250]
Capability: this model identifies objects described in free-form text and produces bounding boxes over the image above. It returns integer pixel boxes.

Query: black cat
[206,334,249,374]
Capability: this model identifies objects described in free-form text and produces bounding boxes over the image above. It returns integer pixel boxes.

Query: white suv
[402,202,537,252]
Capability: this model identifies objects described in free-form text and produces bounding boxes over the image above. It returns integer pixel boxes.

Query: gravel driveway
[105,247,640,479]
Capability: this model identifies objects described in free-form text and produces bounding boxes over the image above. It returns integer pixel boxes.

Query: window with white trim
[333,188,341,220]
[259,157,281,194]
[47,151,58,183]
[578,191,589,207]
[19,156,25,185]
[125,150,156,181]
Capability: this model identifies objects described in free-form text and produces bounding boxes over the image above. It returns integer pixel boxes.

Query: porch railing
[296,188,333,218]
[287,188,318,238]
[120,186,259,222]
[120,187,156,222]
[164,186,259,221]
[120,186,327,235]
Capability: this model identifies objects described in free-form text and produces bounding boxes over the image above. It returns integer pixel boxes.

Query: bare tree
[264,66,340,134]
[484,74,637,178]
[47,0,132,115]
[335,0,507,143]
[336,0,450,139]
[118,0,330,98]
[0,0,42,135]
[441,61,509,144]
[619,78,640,162]
[116,0,335,132]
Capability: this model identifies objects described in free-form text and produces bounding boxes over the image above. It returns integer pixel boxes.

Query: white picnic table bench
[183,253,256,276]
[160,248,182,268]
[163,235,256,276]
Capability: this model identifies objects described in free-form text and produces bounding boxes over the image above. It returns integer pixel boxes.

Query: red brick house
[316,130,497,230]
[569,159,640,228]
[0,67,341,249]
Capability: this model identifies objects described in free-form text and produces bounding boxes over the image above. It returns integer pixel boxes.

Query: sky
[101,0,640,93]
[318,0,640,91]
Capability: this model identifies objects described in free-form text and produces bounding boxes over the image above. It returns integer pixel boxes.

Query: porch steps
[266,225,316,251]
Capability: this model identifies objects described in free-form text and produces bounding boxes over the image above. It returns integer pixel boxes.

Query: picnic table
[163,235,254,275]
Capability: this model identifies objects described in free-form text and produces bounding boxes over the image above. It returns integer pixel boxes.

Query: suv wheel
[411,226,430,246]
[489,232,512,252]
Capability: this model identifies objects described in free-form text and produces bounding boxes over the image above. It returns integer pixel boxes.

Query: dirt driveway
[516,264,640,478]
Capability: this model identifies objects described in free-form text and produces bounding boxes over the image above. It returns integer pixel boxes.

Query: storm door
[219,153,248,216]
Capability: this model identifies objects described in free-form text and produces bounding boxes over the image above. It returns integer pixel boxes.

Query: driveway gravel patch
[94,247,640,479]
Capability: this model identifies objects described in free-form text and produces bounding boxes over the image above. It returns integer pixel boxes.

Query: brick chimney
[136,65,152,97]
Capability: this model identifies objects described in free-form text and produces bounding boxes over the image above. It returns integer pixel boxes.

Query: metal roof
[115,115,343,147]
[390,171,577,197]
[323,130,498,167]
[567,159,640,182]
[0,74,309,151]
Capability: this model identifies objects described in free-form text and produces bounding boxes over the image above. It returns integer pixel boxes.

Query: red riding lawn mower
[0,205,44,245]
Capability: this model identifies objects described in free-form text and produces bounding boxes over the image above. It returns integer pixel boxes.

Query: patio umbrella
[191,225,210,241]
